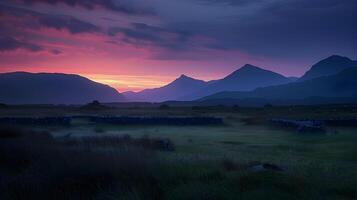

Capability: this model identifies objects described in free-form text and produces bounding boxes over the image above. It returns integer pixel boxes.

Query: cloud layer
[13,0,155,15]
[0,0,356,90]
[0,36,43,52]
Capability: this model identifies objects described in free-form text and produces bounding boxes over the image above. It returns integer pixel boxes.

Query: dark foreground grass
[0,127,356,200]
[0,127,163,200]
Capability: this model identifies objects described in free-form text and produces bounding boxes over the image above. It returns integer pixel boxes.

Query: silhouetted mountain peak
[324,55,351,62]
[179,63,292,100]
[314,55,352,68]
[225,64,284,80]
[125,74,208,102]
[299,55,356,81]
[240,64,261,71]
[171,74,204,85]
[177,74,191,80]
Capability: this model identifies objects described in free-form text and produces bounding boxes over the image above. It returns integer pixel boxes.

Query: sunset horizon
[1,1,357,199]
[1,54,355,92]
[1,0,355,92]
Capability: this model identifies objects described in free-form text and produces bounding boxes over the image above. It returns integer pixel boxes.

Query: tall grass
[0,127,165,200]
[1,127,356,200]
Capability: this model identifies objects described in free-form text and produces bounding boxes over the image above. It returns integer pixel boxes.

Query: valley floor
[0,105,356,200]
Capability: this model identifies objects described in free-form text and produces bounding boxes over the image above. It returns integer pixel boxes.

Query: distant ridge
[124,64,292,102]
[299,55,357,81]
[0,72,124,104]
[181,64,292,100]
[201,67,357,103]
[2,55,356,105]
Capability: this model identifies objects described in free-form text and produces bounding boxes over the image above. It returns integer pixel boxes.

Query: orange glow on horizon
[83,74,176,92]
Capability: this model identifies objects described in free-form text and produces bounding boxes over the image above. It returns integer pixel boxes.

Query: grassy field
[0,104,356,199]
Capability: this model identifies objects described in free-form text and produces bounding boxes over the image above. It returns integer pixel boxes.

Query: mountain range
[125,64,293,102]
[0,55,356,105]
[0,72,124,104]
[181,64,292,101]
[201,67,357,103]
[124,55,357,102]
[199,55,357,105]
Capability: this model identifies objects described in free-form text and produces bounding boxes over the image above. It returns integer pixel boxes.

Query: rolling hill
[0,72,124,104]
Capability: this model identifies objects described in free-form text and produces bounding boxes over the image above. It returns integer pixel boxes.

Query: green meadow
[0,105,357,199]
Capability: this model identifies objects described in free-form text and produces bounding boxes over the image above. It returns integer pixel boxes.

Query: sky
[0,0,356,92]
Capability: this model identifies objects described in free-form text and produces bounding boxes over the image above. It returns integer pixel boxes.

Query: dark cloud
[239,0,357,56]
[1,0,356,61]
[0,4,96,54]
[102,0,356,60]
[198,0,264,6]
[0,36,43,52]
[161,0,357,59]
[0,4,101,34]
[15,0,155,15]
[39,15,100,34]
[108,23,192,50]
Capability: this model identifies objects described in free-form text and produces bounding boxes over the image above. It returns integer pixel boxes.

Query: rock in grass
[249,162,285,172]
